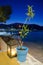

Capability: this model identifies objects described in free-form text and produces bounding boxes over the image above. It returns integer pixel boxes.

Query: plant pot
[16,46,28,62]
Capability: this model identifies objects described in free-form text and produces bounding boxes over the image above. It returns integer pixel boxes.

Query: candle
[11,48,17,56]
[7,47,17,57]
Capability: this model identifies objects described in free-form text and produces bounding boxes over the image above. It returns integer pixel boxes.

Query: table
[0,52,19,65]
[0,52,43,65]
[18,54,43,65]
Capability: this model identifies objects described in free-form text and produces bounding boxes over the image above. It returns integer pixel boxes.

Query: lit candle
[11,48,17,56]
[7,47,17,57]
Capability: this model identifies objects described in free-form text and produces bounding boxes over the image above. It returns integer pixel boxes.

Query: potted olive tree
[17,5,35,62]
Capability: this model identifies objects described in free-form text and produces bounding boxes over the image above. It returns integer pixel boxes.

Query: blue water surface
[0,31,43,45]
[22,31,43,43]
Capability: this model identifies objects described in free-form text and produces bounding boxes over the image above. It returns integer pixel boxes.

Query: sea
[0,31,43,45]
[22,31,43,45]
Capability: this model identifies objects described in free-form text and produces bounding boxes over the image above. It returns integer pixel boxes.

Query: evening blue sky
[0,0,43,26]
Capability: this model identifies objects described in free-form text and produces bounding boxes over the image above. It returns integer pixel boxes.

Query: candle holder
[7,39,18,58]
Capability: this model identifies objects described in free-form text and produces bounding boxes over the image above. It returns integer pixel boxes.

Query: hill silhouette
[0,23,43,30]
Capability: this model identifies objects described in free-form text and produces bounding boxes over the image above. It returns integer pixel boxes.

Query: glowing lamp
[7,39,18,58]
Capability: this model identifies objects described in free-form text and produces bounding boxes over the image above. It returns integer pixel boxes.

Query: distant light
[19,31,22,34]
[19,25,21,28]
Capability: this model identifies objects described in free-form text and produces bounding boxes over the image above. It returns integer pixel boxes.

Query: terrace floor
[0,37,43,65]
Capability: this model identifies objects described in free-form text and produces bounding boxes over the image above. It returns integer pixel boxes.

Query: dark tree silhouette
[0,6,12,23]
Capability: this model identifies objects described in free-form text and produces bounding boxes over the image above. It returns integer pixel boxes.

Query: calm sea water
[22,31,43,44]
[0,31,43,45]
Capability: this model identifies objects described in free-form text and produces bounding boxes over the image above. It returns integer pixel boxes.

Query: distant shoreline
[0,23,43,30]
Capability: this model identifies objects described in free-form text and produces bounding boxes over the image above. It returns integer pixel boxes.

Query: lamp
[7,39,18,58]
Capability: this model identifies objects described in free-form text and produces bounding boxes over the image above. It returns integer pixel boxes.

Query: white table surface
[18,54,43,65]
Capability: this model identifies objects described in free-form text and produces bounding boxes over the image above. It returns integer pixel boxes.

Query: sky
[0,0,43,26]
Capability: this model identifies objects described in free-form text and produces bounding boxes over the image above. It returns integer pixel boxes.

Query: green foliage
[19,5,35,39]
[26,5,35,20]
[0,6,12,23]
[19,25,29,38]
[18,5,35,48]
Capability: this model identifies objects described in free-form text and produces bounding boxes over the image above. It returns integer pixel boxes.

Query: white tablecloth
[18,54,43,65]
